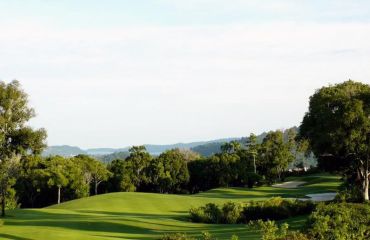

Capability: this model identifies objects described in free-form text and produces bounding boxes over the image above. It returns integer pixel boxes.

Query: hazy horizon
[1,1,370,148]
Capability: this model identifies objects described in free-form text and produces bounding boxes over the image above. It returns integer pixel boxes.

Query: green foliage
[244,197,315,222]
[202,203,222,224]
[148,149,189,193]
[161,233,194,240]
[254,220,288,240]
[189,198,315,224]
[307,203,370,240]
[0,80,47,216]
[161,231,236,240]
[221,202,243,224]
[259,131,295,182]
[299,80,370,201]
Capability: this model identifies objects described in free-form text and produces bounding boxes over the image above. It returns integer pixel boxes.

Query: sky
[1,1,370,148]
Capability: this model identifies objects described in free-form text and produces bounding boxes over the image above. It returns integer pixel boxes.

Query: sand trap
[301,193,337,202]
[272,181,306,189]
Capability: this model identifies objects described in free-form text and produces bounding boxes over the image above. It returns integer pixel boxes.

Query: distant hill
[190,133,268,157]
[42,145,87,157]
[94,151,130,164]
[42,137,241,157]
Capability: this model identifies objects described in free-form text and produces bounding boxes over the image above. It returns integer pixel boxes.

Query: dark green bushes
[161,232,238,240]
[189,197,315,224]
[250,220,310,240]
[244,197,314,221]
[253,202,370,240]
[307,203,370,240]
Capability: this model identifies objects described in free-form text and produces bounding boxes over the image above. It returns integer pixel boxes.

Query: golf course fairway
[0,174,341,240]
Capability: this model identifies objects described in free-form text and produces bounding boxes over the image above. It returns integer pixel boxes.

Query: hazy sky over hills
[1,1,370,148]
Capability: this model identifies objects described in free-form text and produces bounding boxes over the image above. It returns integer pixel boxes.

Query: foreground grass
[0,174,341,240]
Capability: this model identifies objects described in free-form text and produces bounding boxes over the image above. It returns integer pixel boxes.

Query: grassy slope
[0,174,341,240]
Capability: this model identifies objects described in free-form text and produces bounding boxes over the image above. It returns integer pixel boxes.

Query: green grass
[0,174,341,240]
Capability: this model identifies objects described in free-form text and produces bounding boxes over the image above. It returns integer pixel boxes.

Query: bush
[243,198,314,222]
[161,233,194,240]
[189,203,222,223]
[189,198,315,224]
[249,220,288,240]
[307,203,370,240]
[334,183,363,203]
[161,232,236,240]
[250,220,309,240]
[221,202,243,224]
[246,173,262,188]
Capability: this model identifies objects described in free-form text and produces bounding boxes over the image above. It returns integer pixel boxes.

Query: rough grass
[0,174,341,240]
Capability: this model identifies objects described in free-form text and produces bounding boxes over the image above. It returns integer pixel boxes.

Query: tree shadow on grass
[0,233,32,240]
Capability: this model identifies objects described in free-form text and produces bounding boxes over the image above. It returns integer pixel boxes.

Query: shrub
[189,207,206,223]
[307,203,370,240]
[221,202,243,224]
[243,198,314,222]
[246,173,262,188]
[249,220,288,240]
[189,203,222,223]
[161,233,194,240]
[202,203,222,224]
[161,231,236,240]
[279,232,310,240]
[334,183,362,203]
[250,220,309,240]
[189,198,315,224]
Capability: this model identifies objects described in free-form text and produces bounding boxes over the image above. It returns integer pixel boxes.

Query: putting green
[0,174,341,240]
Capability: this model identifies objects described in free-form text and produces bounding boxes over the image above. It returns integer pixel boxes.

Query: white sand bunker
[272,181,306,189]
[301,193,337,202]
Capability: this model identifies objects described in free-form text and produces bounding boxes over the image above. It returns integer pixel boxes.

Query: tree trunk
[57,186,61,204]
[1,188,5,217]
[253,155,256,174]
[94,181,98,195]
[364,169,369,201]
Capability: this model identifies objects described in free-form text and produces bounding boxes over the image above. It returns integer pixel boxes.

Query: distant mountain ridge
[42,137,239,157]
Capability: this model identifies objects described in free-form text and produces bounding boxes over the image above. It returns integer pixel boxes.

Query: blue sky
[1,1,370,148]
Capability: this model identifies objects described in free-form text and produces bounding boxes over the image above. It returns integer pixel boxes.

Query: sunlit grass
[0,173,341,240]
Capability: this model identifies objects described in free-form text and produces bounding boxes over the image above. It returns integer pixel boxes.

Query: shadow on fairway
[0,233,32,240]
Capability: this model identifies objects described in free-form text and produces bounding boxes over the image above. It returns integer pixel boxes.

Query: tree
[259,130,295,182]
[299,80,370,201]
[107,159,127,192]
[45,156,70,204]
[91,160,111,195]
[125,146,152,190]
[148,149,189,193]
[246,133,259,174]
[221,141,241,154]
[0,80,47,216]
[72,155,111,195]
[15,155,47,208]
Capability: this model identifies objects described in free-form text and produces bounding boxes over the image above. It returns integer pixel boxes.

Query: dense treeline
[13,127,309,208]
[15,154,110,208]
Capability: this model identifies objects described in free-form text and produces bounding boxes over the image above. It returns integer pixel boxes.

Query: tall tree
[91,160,111,195]
[246,133,259,174]
[221,141,241,154]
[259,130,295,182]
[299,80,370,201]
[123,146,152,191]
[148,149,189,193]
[45,156,70,204]
[0,80,47,216]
